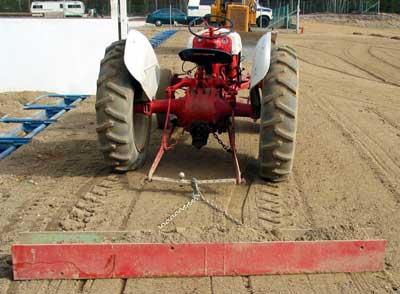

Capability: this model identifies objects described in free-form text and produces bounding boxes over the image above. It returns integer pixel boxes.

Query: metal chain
[198,191,244,226]
[191,177,243,226]
[213,132,232,153]
[158,178,244,229]
[158,178,201,230]
[158,198,197,230]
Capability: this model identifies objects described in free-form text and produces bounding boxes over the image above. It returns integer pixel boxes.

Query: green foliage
[0,0,398,14]
[0,0,30,12]
[259,0,400,13]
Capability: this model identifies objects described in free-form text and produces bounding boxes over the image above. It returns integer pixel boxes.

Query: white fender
[124,30,160,101]
[250,32,272,90]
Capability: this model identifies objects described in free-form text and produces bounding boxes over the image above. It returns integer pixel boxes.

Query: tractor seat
[178,48,233,65]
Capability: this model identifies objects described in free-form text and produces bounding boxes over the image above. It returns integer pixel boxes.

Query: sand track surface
[0,20,400,293]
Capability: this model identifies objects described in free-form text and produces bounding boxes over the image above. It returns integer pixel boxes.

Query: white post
[119,0,128,39]
[296,0,300,33]
[110,0,121,39]
[286,5,289,30]
[110,0,118,20]
[170,2,172,27]
[63,0,66,17]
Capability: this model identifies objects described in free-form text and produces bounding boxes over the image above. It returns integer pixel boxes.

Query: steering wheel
[188,15,234,40]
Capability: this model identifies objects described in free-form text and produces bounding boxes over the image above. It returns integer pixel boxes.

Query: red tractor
[96,16,299,183]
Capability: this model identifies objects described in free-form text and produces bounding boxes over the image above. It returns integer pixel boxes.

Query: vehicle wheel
[155,68,173,129]
[96,40,151,171]
[257,16,270,28]
[155,20,162,27]
[258,45,299,181]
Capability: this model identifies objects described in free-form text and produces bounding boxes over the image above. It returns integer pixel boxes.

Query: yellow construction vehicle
[211,0,257,32]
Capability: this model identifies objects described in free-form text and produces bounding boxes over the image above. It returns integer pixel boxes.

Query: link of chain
[158,178,244,229]
[158,198,197,230]
[213,132,232,153]
[199,191,244,226]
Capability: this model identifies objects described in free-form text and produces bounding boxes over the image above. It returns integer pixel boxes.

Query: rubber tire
[155,20,162,27]
[155,68,173,129]
[96,40,151,171]
[257,16,270,28]
[258,45,299,182]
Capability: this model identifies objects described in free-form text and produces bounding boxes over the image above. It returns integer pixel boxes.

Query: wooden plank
[12,240,386,280]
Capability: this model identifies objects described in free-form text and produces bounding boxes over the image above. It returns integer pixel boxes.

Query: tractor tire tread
[104,107,128,123]
[271,55,298,73]
[259,45,299,181]
[96,120,114,132]
[260,114,284,129]
[96,40,151,171]
[106,81,130,99]
[95,95,114,109]
[105,131,129,144]
[261,140,283,151]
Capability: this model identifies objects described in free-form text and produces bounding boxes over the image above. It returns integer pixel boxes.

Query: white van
[187,0,214,19]
[187,0,273,27]
[31,1,85,17]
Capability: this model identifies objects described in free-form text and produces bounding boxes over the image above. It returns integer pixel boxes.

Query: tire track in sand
[343,45,400,87]
[5,172,134,294]
[367,47,400,71]
[309,91,400,200]
[297,44,400,88]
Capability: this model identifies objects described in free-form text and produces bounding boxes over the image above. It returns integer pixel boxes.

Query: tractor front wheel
[95,40,151,171]
[258,45,299,181]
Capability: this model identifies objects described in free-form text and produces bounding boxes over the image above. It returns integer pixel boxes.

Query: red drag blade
[12,240,386,280]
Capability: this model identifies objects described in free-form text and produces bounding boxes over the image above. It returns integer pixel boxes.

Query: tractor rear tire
[96,40,151,171]
[155,68,173,129]
[258,45,299,182]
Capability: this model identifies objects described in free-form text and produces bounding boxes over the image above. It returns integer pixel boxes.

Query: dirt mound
[303,13,400,29]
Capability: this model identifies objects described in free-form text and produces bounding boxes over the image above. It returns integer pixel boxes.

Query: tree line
[0,0,399,14]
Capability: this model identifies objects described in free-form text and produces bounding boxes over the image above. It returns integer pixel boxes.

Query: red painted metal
[193,34,233,53]
[12,240,386,280]
[134,99,253,119]
[136,23,258,182]
[148,126,178,181]
[228,114,242,184]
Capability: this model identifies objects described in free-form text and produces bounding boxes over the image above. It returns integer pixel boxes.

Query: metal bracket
[0,94,89,160]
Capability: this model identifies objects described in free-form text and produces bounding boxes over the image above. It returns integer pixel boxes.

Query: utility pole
[296,0,300,33]
[119,0,128,39]
[169,0,172,27]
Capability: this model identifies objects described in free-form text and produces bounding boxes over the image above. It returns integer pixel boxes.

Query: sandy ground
[1,18,400,293]
[303,13,400,30]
